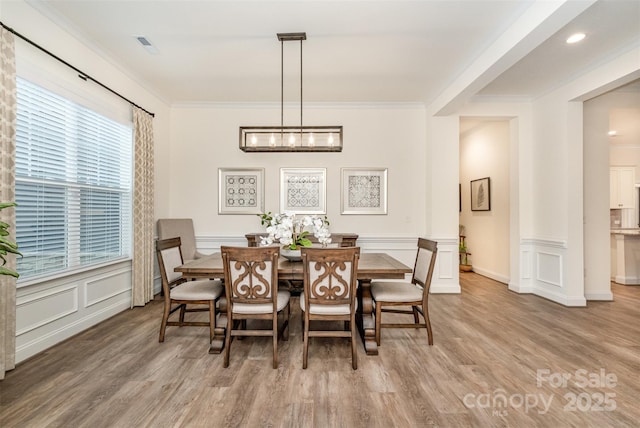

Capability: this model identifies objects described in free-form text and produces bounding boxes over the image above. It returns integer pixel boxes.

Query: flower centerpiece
[258,212,331,259]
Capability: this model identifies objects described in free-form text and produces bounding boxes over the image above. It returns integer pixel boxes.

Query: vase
[281,248,302,262]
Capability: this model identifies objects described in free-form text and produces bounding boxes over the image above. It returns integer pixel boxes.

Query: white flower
[259,212,331,249]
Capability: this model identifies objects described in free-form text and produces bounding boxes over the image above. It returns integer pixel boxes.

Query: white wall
[3,2,171,362]
[583,96,613,300]
[165,103,442,275]
[459,119,510,283]
[525,46,640,306]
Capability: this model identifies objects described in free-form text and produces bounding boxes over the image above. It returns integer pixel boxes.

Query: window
[15,77,133,280]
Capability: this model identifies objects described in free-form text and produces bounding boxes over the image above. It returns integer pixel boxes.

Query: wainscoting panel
[518,238,585,306]
[429,238,460,293]
[15,261,132,363]
[85,268,132,308]
[16,284,79,336]
[536,251,563,287]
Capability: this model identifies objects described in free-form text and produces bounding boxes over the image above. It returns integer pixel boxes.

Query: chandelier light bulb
[251,135,257,146]
[328,133,334,146]
[289,133,296,147]
[269,133,276,146]
[308,133,315,147]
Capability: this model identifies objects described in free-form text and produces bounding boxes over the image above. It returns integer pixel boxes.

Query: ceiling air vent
[134,35,158,54]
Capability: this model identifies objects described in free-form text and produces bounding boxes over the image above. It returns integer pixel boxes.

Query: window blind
[15,77,133,280]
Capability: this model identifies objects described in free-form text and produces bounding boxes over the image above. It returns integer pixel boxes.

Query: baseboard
[430,282,461,294]
[585,292,614,301]
[614,275,640,285]
[532,286,587,307]
[469,266,509,285]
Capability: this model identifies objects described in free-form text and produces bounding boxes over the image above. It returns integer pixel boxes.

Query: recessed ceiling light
[566,33,586,44]
[608,130,617,136]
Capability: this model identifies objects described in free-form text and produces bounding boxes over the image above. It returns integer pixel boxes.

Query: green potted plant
[459,225,472,273]
[0,202,21,278]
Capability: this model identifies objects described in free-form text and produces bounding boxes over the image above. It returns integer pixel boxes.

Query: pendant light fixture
[239,32,343,152]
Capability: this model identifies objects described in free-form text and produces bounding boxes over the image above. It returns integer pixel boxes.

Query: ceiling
[23,0,640,106]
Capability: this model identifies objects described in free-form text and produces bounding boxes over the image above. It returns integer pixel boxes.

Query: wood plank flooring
[1,273,639,427]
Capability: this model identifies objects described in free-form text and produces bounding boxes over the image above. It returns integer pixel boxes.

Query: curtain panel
[0,27,17,380]
[131,107,155,306]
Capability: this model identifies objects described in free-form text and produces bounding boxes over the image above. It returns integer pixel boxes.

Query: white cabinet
[610,167,635,209]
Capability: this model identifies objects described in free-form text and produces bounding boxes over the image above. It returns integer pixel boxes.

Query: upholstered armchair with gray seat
[370,237,438,346]
[157,218,206,262]
[156,237,223,343]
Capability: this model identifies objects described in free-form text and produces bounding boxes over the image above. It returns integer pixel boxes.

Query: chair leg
[159,299,171,343]
[302,317,309,369]
[272,315,278,369]
[208,300,215,343]
[424,304,433,346]
[223,314,233,368]
[179,304,186,324]
[375,302,382,346]
[351,314,358,370]
[283,304,290,341]
[412,305,420,324]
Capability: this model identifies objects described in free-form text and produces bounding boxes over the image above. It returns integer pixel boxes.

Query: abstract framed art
[470,177,491,211]
[341,167,388,215]
[280,168,326,214]
[218,168,264,214]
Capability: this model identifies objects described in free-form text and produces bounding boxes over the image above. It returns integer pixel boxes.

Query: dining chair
[300,246,360,370]
[220,246,290,369]
[156,237,223,343]
[157,218,205,262]
[371,238,438,346]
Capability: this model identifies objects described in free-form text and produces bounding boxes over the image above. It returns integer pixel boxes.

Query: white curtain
[131,107,155,306]
[0,27,17,380]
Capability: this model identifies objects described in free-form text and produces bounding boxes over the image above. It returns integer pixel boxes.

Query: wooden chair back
[156,237,186,294]
[221,246,279,310]
[301,246,360,310]
[412,238,438,295]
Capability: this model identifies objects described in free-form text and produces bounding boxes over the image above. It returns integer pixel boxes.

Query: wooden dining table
[175,252,412,355]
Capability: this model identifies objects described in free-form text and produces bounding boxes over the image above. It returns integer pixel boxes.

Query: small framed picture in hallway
[471,177,491,211]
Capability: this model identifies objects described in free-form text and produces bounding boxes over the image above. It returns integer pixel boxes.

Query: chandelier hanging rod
[239,31,342,152]
[277,32,306,130]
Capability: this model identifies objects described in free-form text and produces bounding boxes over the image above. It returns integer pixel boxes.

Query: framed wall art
[280,168,326,214]
[218,168,264,214]
[341,167,388,215]
[470,177,491,211]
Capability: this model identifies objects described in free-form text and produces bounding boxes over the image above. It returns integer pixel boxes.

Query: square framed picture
[471,177,491,211]
[280,168,326,214]
[218,168,264,214]
[341,168,388,215]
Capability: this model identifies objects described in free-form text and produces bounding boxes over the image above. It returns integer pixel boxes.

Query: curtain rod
[1,21,155,118]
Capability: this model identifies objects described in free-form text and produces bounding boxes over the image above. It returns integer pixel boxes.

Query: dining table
[175,251,412,356]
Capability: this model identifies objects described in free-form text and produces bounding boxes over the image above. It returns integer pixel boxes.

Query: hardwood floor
[1,273,639,427]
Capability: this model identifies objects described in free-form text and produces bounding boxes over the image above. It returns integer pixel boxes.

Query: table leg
[209,299,227,354]
[357,278,378,355]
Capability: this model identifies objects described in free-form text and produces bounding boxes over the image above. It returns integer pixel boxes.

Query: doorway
[459,117,511,284]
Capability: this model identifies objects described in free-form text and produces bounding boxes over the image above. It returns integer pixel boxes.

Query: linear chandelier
[239,32,343,152]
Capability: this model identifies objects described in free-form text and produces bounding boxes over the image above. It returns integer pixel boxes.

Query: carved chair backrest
[301,247,360,309]
[221,246,280,310]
